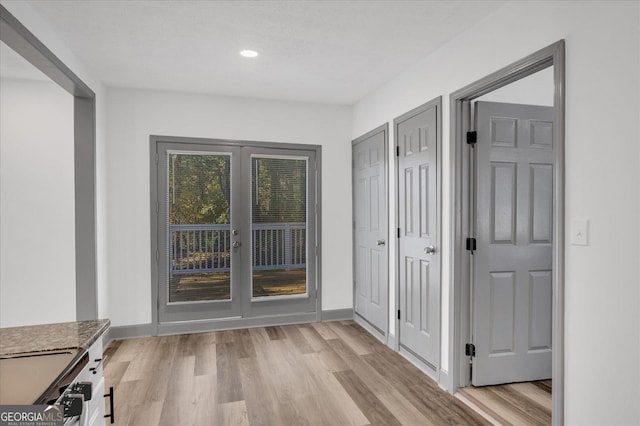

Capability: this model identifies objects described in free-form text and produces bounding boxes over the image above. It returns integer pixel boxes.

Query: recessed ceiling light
[240,50,259,58]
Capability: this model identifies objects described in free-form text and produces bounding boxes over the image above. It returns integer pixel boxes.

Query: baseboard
[438,368,450,392]
[321,308,353,321]
[157,312,318,335]
[103,323,153,348]
[387,332,398,351]
[105,309,352,342]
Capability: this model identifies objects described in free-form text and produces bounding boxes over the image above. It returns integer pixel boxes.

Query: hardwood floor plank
[362,352,489,425]
[218,401,250,426]
[102,339,122,367]
[459,386,530,426]
[328,339,395,395]
[326,321,373,355]
[233,328,258,359]
[310,321,339,340]
[377,389,435,426]
[193,333,217,376]
[158,355,196,426]
[265,326,287,340]
[216,342,244,403]
[297,324,329,352]
[533,379,553,394]
[507,382,552,411]
[103,360,129,389]
[190,374,218,425]
[128,401,163,426]
[281,325,315,354]
[334,369,402,426]
[110,379,139,426]
[237,355,281,426]
[300,353,369,426]
[487,384,551,425]
[104,322,493,425]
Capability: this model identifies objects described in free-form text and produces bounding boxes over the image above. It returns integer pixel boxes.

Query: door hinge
[465,343,476,358]
[397,228,400,238]
[397,310,401,320]
[466,237,476,253]
[396,146,400,157]
[466,131,477,146]
[156,201,159,213]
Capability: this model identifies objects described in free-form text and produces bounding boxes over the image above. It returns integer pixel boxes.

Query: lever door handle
[377,239,386,246]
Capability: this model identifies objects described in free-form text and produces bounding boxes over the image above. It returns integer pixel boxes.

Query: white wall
[352,1,639,424]
[105,88,352,326]
[1,1,110,320]
[476,66,554,106]
[0,78,75,327]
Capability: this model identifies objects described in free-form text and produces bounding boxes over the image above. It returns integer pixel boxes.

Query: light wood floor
[458,380,552,425]
[103,321,489,425]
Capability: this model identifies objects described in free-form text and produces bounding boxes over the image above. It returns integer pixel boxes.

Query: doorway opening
[150,136,321,336]
[449,41,565,425]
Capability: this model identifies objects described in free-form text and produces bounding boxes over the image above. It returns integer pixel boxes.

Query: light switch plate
[571,218,589,246]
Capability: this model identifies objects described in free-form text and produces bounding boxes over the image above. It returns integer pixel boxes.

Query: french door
[155,140,318,325]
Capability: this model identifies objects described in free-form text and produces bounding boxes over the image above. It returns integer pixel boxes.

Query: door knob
[232,241,240,248]
[377,239,386,246]
[424,245,436,254]
[232,229,239,236]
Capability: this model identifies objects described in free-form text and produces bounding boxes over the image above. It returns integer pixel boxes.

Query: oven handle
[104,386,115,424]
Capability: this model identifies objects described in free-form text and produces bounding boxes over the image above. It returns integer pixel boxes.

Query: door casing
[150,135,322,336]
[394,96,443,380]
[448,40,565,425]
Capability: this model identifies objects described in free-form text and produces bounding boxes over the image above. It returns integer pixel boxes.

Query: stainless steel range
[0,346,113,425]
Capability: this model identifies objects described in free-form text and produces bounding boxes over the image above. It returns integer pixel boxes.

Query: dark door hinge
[466,237,476,253]
[397,228,400,238]
[467,131,477,146]
[397,310,401,320]
[396,146,400,157]
[465,343,476,358]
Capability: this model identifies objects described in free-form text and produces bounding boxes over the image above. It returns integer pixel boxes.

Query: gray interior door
[472,101,553,386]
[156,142,318,324]
[352,125,388,336]
[397,101,440,368]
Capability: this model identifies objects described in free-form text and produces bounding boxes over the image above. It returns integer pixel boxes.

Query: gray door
[156,142,317,324]
[472,101,553,386]
[157,142,242,323]
[352,125,388,336]
[397,100,440,368]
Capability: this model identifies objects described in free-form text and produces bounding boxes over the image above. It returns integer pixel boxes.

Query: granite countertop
[0,319,110,357]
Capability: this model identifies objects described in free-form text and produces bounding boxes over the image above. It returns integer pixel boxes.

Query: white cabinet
[64,337,106,426]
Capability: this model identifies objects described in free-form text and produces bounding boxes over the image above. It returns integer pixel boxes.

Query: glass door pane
[251,156,308,299]
[168,152,232,302]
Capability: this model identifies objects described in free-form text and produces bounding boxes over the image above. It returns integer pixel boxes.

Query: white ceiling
[24,0,506,105]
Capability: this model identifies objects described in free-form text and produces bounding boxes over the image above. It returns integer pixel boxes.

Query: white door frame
[448,40,565,425]
[394,96,443,380]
